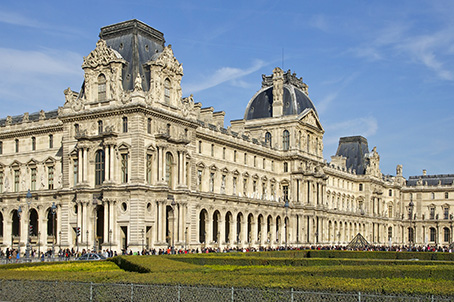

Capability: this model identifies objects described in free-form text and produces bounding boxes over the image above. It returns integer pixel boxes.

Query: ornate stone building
[0,20,452,254]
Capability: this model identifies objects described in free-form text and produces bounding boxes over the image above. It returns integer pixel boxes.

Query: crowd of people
[0,244,452,262]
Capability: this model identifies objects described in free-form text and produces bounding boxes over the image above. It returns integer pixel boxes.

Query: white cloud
[0,10,44,28]
[182,60,267,94]
[324,116,378,146]
[317,72,360,114]
[0,48,82,76]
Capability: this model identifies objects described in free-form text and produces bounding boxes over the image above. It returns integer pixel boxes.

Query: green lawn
[1,250,453,296]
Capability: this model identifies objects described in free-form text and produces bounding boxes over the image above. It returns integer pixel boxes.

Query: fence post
[90,282,93,302]
[290,288,294,302]
[358,291,361,302]
[431,294,434,302]
[231,287,234,302]
[131,283,134,302]
[178,284,181,302]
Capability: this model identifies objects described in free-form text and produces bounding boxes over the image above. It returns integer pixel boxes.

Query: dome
[244,68,317,120]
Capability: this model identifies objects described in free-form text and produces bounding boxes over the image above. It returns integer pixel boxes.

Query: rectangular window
[147,118,152,134]
[243,178,247,196]
[31,168,37,191]
[198,170,202,191]
[445,192,449,199]
[430,207,435,220]
[283,185,289,202]
[262,182,266,199]
[14,170,19,192]
[211,144,214,157]
[0,171,3,193]
[388,205,392,218]
[271,160,274,171]
[254,156,257,167]
[223,147,226,160]
[15,139,19,153]
[445,228,450,242]
[73,159,78,186]
[359,183,363,191]
[263,158,266,169]
[198,141,202,154]
[49,134,53,149]
[31,137,36,151]
[233,177,237,195]
[146,155,152,184]
[48,166,54,190]
[244,153,247,165]
[253,180,257,193]
[0,141,2,154]
[444,207,449,220]
[121,154,128,183]
[210,172,215,192]
[271,183,275,199]
[234,150,237,162]
[221,175,226,194]
[123,117,128,133]
[389,189,392,197]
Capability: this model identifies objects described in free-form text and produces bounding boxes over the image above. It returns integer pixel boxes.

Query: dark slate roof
[407,174,454,186]
[0,110,59,127]
[335,136,369,175]
[99,19,165,92]
[244,70,317,121]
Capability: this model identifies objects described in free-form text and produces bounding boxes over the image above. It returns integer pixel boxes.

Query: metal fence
[0,280,452,302]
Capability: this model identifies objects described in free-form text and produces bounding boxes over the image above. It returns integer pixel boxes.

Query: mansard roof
[99,19,166,92]
[407,174,454,186]
[335,136,369,175]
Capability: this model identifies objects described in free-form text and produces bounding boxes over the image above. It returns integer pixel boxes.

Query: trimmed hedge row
[168,255,454,268]
[305,249,454,261]
[109,256,150,273]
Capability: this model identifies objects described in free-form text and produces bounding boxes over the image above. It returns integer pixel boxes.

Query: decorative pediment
[147,45,183,76]
[44,156,55,166]
[118,142,131,152]
[221,167,229,174]
[82,39,125,69]
[242,172,250,178]
[252,174,259,180]
[10,160,21,169]
[261,176,268,182]
[299,109,324,132]
[233,169,240,176]
[27,159,38,167]
[196,162,205,169]
[146,144,155,154]
[209,164,217,171]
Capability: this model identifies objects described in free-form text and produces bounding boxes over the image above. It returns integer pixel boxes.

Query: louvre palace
[0,19,452,254]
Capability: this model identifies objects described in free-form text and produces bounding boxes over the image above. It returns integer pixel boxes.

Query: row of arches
[1,207,57,239]
[199,209,289,246]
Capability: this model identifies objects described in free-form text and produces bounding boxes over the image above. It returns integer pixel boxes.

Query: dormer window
[98,74,106,101]
[164,78,171,104]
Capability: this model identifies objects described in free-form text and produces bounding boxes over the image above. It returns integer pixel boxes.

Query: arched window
[265,132,272,148]
[283,162,288,173]
[283,130,289,151]
[95,150,105,185]
[47,208,57,236]
[164,78,171,104]
[98,74,106,101]
[165,152,173,188]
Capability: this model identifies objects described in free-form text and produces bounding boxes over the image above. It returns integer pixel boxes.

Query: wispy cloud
[317,72,360,114]
[182,60,267,94]
[0,10,44,28]
[350,21,454,81]
[324,116,378,146]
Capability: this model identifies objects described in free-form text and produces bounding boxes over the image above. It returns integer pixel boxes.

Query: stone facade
[0,20,452,254]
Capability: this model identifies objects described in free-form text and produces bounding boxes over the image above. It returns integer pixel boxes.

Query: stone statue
[134,73,143,91]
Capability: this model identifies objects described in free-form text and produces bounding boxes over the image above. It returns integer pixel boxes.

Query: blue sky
[1,0,453,178]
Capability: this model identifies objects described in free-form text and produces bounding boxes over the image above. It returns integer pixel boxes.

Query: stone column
[156,201,162,242]
[110,146,115,182]
[83,148,88,183]
[103,201,109,244]
[105,146,110,181]
[78,149,83,183]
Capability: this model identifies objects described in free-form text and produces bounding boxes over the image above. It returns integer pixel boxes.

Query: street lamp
[284,199,289,250]
[38,231,41,257]
[409,200,414,247]
[26,189,32,260]
[141,228,144,254]
[109,229,112,254]
[17,206,22,258]
[51,202,56,259]
[92,197,98,253]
